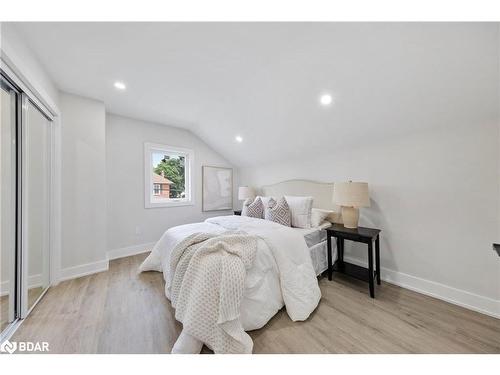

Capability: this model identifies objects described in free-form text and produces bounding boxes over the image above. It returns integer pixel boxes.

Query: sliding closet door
[0,79,18,332]
[22,98,51,314]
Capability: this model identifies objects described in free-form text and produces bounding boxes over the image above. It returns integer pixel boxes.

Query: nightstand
[326,224,381,298]
[233,210,242,216]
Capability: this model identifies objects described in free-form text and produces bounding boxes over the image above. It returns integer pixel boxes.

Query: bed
[139,179,340,353]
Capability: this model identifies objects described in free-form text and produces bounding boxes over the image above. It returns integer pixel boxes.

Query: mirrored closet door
[0,77,18,333]
[22,98,51,314]
[0,71,53,337]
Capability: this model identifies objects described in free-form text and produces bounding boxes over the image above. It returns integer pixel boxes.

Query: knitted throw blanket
[169,232,257,354]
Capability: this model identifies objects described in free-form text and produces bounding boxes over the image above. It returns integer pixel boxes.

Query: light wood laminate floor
[12,253,500,353]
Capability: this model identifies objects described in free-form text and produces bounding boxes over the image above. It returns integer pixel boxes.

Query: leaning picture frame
[202,166,233,212]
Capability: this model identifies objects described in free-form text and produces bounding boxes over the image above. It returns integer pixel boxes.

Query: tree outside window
[154,155,185,198]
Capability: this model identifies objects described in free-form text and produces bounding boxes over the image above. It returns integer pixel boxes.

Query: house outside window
[144,143,194,208]
[153,172,173,197]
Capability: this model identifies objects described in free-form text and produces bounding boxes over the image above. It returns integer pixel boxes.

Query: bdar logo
[0,340,17,354]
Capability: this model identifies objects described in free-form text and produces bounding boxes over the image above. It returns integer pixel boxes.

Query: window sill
[145,200,195,209]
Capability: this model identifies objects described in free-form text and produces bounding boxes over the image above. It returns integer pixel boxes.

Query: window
[144,143,194,208]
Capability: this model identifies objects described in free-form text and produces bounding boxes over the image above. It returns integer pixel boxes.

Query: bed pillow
[311,208,334,227]
[264,197,291,227]
[240,198,252,216]
[242,197,264,219]
[284,196,313,229]
[256,196,274,216]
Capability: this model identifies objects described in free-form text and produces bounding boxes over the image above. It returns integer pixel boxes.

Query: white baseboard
[343,255,500,319]
[28,274,43,289]
[59,259,109,282]
[0,281,9,297]
[56,243,153,283]
[1,274,44,297]
[107,242,154,261]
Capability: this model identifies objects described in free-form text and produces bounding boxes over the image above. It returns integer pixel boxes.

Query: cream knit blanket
[169,232,257,354]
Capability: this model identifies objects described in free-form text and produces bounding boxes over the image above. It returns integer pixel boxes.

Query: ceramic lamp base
[342,206,360,228]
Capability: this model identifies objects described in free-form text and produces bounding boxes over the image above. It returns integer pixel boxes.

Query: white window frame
[144,142,194,208]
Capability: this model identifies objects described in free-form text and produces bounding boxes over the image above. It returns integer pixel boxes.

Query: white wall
[241,119,500,316]
[106,114,238,253]
[240,28,500,317]
[0,23,59,111]
[60,93,107,273]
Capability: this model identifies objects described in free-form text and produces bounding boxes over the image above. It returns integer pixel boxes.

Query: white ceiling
[11,22,498,167]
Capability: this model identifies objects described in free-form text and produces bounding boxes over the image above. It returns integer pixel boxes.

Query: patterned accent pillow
[242,197,264,219]
[256,196,274,212]
[264,197,276,212]
[264,197,291,227]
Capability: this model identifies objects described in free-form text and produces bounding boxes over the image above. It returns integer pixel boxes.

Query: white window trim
[144,142,195,208]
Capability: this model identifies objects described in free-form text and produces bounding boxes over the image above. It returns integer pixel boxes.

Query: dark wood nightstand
[233,210,242,216]
[326,224,381,298]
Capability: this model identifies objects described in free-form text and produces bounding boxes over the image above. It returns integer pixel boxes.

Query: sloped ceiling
[10,22,498,167]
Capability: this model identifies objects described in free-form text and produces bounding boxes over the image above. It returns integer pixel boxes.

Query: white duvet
[139,215,322,332]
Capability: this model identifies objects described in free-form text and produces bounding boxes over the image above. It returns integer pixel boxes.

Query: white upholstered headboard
[260,179,342,223]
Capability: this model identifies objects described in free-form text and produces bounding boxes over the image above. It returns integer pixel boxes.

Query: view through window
[152,152,185,198]
[145,143,193,208]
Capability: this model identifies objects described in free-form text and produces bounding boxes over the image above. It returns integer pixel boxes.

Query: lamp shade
[238,186,255,201]
[333,181,370,208]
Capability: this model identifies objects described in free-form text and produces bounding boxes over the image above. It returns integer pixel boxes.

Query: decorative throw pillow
[284,195,313,228]
[242,197,264,219]
[264,197,291,227]
[265,197,276,209]
[311,208,334,227]
[256,196,274,217]
[241,198,253,216]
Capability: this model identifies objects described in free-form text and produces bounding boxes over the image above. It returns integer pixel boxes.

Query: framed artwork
[202,166,233,211]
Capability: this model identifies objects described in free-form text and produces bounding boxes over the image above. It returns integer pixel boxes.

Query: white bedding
[294,221,331,248]
[140,215,323,333]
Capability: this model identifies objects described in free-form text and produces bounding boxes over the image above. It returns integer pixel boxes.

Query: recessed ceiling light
[114,81,126,90]
[319,93,333,106]
[235,135,243,143]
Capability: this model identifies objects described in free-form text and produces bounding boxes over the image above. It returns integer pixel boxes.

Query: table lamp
[332,181,370,229]
[238,186,255,208]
